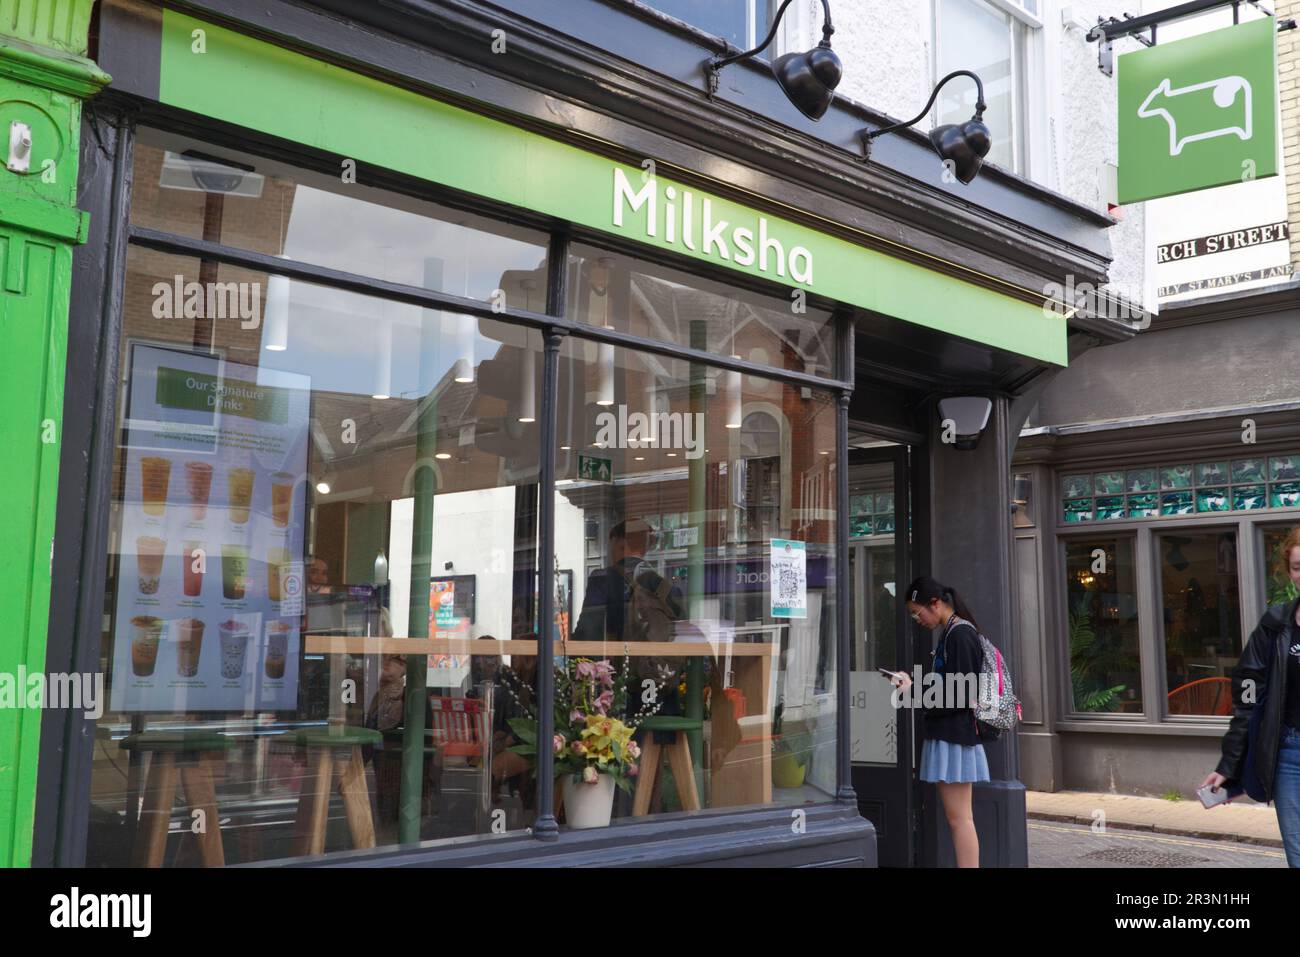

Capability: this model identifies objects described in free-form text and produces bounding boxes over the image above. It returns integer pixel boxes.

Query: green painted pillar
[685,321,706,795]
[0,0,109,868]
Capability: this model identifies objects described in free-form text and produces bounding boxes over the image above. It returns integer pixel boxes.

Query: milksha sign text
[612,168,815,287]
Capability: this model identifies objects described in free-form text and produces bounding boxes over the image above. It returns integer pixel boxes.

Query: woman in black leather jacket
[1202,528,1300,867]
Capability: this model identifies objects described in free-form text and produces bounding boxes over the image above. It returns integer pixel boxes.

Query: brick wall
[1280,1,1300,267]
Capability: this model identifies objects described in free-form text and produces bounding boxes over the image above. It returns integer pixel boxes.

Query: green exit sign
[1118,18,1277,204]
[577,454,612,483]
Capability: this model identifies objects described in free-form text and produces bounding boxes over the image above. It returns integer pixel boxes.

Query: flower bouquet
[503,655,667,827]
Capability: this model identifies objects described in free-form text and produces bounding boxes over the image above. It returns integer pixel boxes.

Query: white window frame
[931,0,1048,181]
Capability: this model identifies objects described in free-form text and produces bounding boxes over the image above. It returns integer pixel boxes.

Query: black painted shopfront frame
[38,98,870,867]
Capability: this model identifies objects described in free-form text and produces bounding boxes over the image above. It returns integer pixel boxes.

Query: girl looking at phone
[887,575,989,868]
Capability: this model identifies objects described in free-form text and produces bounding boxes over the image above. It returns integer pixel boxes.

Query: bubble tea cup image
[130,615,163,676]
[140,456,171,516]
[184,461,214,520]
[266,547,291,603]
[271,472,294,527]
[182,541,205,597]
[175,618,205,677]
[221,544,250,600]
[264,621,291,679]
[227,467,255,524]
[219,619,250,679]
[136,536,167,595]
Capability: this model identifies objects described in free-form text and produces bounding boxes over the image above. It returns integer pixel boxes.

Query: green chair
[121,729,233,868]
[632,715,703,815]
[289,725,382,856]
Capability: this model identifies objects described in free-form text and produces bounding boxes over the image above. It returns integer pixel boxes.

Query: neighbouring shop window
[86,130,558,865]
[1158,531,1242,718]
[1261,526,1300,609]
[934,0,1031,173]
[1064,538,1141,714]
[548,319,840,813]
[1059,455,1300,524]
[566,243,836,381]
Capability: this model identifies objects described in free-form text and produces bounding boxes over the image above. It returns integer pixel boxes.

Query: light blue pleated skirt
[920,738,990,783]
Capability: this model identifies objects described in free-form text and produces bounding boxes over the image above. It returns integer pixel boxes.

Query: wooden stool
[632,716,703,816]
[290,726,382,856]
[121,730,233,868]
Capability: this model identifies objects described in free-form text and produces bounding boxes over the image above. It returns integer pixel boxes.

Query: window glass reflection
[130,130,549,307]
[1064,538,1142,714]
[551,336,839,817]
[1160,532,1241,717]
[87,245,545,865]
[567,243,835,379]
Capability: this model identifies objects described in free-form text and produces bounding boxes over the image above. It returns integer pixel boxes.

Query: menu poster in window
[770,539,807,619]
[110,344,310,712]
[428,580,469,680]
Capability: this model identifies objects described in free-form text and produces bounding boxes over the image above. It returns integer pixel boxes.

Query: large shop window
[85,129,843,864]
[87,132,554,866]
[550,281,840,815]
[1064,538,1141,714]
[1158,531,1241,717]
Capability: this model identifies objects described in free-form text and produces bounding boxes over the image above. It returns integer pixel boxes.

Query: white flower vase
[562,772,616,829]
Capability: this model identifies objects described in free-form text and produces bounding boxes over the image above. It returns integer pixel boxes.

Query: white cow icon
[1137,75,1252,156]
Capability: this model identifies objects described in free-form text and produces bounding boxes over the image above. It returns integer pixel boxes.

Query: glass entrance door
[847,437,914,867]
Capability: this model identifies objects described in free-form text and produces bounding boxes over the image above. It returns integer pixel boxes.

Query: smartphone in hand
[1196,784,1231,809]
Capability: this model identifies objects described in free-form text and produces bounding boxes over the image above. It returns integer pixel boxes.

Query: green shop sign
[1118,18,1278,204]
[155,365,290,423]
[158,11,1065,365]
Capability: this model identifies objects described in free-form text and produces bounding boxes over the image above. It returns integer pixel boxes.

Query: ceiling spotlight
[595,336,615,406]
[435,452,452,460]
[859,70,991,184]
[315,481,331,495]
[705,0,842,121]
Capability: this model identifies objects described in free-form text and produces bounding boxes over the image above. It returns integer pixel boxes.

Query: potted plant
[770,697,811,789]
[503,655,665,828]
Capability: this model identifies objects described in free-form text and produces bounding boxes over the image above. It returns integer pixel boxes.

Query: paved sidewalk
[1027,790,1283,847]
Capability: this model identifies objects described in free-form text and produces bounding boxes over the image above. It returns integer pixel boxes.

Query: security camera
[160,149,264,197]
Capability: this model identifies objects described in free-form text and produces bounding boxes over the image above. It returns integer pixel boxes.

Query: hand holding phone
[1196,784,1230,809]
[878,668,911,689]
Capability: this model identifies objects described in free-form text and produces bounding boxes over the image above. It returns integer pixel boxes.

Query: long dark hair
[905,575,980,632]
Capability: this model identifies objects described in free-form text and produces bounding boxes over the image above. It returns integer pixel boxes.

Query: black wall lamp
[859,70,991,184]
[704,0,842,121]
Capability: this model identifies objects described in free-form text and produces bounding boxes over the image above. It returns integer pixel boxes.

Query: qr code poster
[769,538,807,619]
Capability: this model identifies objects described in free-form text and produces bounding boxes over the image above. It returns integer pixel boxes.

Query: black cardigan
[922,620,984,747]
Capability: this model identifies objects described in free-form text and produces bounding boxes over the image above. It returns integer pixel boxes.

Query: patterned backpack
[973,630,1022,735]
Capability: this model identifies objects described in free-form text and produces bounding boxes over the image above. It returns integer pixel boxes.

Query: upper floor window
[934,0,1040,175]
[641,0,777,49]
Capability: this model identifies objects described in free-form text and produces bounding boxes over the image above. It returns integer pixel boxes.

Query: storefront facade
[19,0,1125,867]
